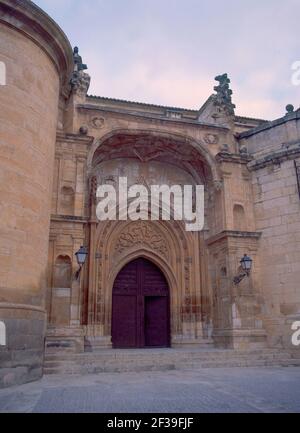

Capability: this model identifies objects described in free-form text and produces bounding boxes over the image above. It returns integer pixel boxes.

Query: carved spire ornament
[70,46,91,95]
[214,73,236,116]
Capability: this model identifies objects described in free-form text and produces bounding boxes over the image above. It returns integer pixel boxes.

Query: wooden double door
[112,258,170,348]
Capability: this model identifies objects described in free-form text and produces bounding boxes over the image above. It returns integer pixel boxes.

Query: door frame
[111,257,171,349]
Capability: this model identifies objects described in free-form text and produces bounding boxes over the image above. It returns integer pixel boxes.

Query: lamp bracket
[233,269,250,285]
[75,265,82,281]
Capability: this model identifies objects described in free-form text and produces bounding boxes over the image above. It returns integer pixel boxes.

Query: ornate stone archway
[82,129,220,348]
[83,215,210,347]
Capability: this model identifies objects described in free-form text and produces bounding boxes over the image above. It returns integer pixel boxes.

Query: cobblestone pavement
[0,367,299,413]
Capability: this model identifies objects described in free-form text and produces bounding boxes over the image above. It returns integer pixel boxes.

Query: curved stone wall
[0,0,73,387]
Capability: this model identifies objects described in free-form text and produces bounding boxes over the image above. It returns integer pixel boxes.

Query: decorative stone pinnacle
[70,46,90,95]
[214,73,236,115]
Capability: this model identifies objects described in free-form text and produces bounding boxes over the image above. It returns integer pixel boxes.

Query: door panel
[112,295,137,348]
[145,296,169,347]
[112,258,170,348]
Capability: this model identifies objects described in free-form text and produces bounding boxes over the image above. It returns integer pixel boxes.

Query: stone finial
[214,73,236,115]
[286,104,294,114]
[79,125,88,135]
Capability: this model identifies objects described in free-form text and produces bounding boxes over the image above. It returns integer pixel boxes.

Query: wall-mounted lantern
[240,254,253,275]
[75,246,88,280]
[233,254,253,285]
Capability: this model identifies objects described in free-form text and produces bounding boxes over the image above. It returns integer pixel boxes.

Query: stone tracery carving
[89,176,97,206]
[114,221,169,259]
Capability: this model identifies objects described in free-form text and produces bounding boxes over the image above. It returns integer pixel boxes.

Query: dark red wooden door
[145,297,169,347]
[112,258,170,348]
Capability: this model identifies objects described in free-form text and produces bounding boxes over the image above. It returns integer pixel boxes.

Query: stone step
[44,347,290,356]
[43,348,299,375]
[181,359,300,369]
[43,358,300,375]
[44,351,293,363]
[44,353,293,364]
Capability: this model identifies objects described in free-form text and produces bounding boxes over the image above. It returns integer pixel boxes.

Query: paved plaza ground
[0,367,299,413]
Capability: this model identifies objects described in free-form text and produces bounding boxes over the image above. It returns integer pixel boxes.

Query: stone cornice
[87,96,267,127]
[51,215,88,224]
[77,104,230,132]
[235,115,268,125]
[0,302,46,314]
[248,142,300,171]
[87,94,199,114]
[0,0,73,96]
[215,152,253,165]
[206,230,262,246]
[56,132,94,145]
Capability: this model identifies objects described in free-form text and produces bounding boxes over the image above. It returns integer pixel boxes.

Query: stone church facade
[0,0,300,387]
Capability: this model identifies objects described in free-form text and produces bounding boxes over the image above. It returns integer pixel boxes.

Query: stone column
[0,0,73,387]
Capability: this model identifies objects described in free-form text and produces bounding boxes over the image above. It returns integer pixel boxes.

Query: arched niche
[50,255,72,326]
[53,255,72,288]
[233,204,247,231]
[60,186,75,215]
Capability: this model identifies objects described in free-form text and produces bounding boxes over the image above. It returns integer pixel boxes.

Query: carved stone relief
[114,221,169,260]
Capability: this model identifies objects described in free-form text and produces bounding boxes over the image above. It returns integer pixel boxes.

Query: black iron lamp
[75,246,88,279]
[233,254,253,285]
[240,254,253,276]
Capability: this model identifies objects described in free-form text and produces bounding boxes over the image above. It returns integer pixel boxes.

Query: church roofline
[79,103,230,131]
[235,115,269,124]
[87,94,198,113]
[238,109,300,139]
[86,94,268,126]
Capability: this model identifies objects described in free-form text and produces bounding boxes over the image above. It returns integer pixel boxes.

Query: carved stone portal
[114,221,169,260]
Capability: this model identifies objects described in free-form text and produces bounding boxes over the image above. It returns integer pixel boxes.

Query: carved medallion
[204,133,219,145]
[90,117,105,129]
